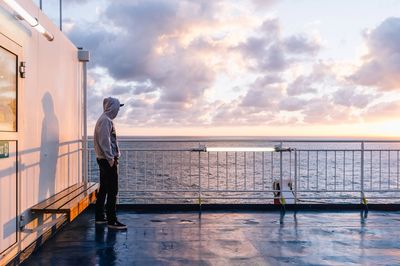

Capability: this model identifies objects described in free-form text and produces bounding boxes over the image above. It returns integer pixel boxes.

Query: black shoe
[107,220,127,230]
[95,217,107,224]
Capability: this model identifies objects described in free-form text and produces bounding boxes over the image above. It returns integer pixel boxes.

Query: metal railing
[87,139,400,204]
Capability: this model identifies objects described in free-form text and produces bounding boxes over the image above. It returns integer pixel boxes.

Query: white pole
[78,49,90,183]
[60,0,62,31]
[83,61,87,183]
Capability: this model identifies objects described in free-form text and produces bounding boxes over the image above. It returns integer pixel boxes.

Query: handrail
[88,137,400,143]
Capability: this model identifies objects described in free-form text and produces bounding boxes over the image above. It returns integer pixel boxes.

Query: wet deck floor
[22,208,400,265]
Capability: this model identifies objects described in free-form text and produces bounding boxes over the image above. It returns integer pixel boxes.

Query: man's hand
[108,159,115,167]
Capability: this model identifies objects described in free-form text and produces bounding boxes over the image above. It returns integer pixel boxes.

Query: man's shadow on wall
[38,92,59,201]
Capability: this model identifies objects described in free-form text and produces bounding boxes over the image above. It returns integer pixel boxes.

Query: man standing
[94,97,126,230]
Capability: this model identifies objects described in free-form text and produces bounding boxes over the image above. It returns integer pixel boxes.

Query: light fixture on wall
[3,0,54,41]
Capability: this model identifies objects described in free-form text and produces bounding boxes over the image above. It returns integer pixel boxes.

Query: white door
[0,33,20,255]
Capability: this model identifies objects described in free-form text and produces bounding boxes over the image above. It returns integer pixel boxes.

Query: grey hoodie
[94,97,121,163]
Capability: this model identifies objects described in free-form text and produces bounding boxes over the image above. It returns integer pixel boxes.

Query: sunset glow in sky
[44,0,400,137]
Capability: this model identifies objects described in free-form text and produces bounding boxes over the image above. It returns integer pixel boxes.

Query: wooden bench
[31,182,99,222]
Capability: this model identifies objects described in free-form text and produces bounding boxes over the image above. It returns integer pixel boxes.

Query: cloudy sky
[41,0,400,137]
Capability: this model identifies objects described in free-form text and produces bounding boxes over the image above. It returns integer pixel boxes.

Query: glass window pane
[0,46,17,131]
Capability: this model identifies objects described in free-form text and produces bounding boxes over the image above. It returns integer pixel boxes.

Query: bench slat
[31,182,99,222]
[42,182,97,211]
[60,183,98,211]
[31,183,84,211]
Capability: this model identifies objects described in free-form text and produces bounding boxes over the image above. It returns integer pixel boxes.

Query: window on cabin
[0,46,17,132]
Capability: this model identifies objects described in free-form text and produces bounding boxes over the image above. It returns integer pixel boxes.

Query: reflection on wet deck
[23,208,400,265]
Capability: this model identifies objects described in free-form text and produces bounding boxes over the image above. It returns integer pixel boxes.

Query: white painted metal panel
[0,0,83,262]
[0,142,17,254]
[0,31,20,256]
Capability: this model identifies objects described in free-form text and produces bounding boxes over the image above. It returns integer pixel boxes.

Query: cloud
[363,101,400,122]
[63,0,91,4]
[69,0,279,128]
[287,62,334,96]
[283,34,320,55]
[68,24,110,52]
[286,75,317,96]
[301,97,355,124]
[238,19,288,72]
[68,0,369,130]
[238,18,321,73]
[204,79,286,126]
[251,0,279,9]
[332,88,375,108]
[279,97,308,111]
[195,79,285,126]
[237,19,280,57]
[350,17,400,90]
[253,74,284,86]
[68,0,225,113]
[95,0,225,83]
[111,85,134,95]
[133,84,158,95]
[87,93,104,123]
[211,101,279,126]
[260,44,287,72]
[241,84,283,109]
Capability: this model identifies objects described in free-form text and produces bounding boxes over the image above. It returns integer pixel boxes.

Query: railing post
[280,149,283,204]
[191,145,205,209]
[294,149,297,204]
[198,151,201,209]
[361,141,365,204]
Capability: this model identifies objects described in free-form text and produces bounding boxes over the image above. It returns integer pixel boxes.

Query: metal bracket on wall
[19,61,26,78]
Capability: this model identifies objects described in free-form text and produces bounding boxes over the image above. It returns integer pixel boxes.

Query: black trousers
[95,158,118,222]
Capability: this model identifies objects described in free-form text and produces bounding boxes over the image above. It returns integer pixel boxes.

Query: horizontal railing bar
[298,196,400,199]
[88,148,400,152]
[352,190,400,192]
[118,196,400,200]
[294,190,400,193]
[119,190,199,193]
[278,140,400,143]
[87,148,194,152]
[88,138,400,143]
[118,149,194,152]
[118,197,280,200]
[120,189,400,193]
[122,190,281,193]
[297,149,400,152]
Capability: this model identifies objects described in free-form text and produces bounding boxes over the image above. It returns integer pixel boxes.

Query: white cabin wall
[0,0,83,262]
[4,0,82,211]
